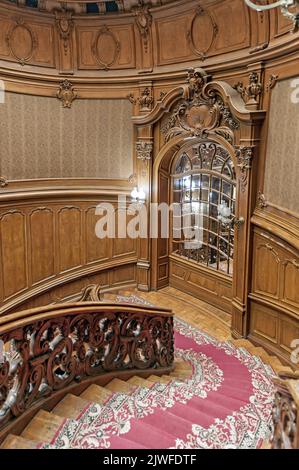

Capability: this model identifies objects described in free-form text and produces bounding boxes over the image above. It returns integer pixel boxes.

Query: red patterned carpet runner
[36,303,275,449]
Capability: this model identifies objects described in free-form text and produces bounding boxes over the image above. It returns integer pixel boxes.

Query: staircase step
[21,410,64,442]
[274,365,299,377]
[80,384,113,405]
[52,394,90,419]
[0,434,38,449]
[170,370,191,379]
[105,378,136,394]
[147,375,172,384]
[127,376,153,388]
[173,360,192,372]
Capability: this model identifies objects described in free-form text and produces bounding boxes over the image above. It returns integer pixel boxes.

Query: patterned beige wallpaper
[264,78,299,215]
[0,93,133,180]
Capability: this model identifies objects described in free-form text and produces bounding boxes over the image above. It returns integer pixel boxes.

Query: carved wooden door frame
[133,68,265,338]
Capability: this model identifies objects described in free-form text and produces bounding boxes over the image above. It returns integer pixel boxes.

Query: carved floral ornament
[56,79,77,108]
[233,71,263,108]
[128,87,154,112]
[161,68,239,145]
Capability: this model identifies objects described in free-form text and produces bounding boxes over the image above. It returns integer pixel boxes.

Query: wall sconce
[217,202,245,228]
[131,187,146,202]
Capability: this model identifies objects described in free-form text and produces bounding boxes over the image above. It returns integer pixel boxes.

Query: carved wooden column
[136,133,153,291]
[231,67,265,337]
[134,83,154,291]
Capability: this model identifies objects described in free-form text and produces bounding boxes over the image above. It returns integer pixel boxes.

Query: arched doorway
[133,68,265,338]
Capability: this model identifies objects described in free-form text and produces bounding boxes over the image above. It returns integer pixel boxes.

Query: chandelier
[244,0,299,30]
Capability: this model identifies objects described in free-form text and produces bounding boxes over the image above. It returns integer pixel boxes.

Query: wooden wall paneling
[0,14,12,59]
[169,256,232,314]
[252,237,280,298]
[57,206,82,273]
[155,11,195,66]
[85,205,110,265]
[247,7,270,52]
[112,208,137,259]
[250,301,279,345]
[156,169,170,288]
[29,207,55,285]
[210,0,250,54]
[249,227,299,364]
[270,8,294,38]
[282,260,299,307]
[0,14,56,68]
[76,23,136,70]
[0,210,28,300]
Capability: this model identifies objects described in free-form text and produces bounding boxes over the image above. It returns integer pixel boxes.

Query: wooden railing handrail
[0,301,172,332]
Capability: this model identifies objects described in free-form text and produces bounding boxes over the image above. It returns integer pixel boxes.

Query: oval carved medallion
[6,18,37,65]
[92,26,120,70]
[187,6,218,61]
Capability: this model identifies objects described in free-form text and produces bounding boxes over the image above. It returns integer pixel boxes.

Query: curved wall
[0,0,299,365]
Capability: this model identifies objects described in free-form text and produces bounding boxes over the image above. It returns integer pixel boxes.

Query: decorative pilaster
[132,1,153,71]
[54,8,74,74]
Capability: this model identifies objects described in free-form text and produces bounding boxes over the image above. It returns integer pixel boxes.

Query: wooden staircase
[1,288,297,449]
[0,357,193,449]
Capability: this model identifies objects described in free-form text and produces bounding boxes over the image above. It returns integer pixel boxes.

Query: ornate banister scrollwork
[161,68,239,145]
[0,303,174,430]
[271,377,299,449]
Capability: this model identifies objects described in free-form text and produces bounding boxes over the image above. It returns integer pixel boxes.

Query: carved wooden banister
[0,302,174,437]
[271,374,299,449]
